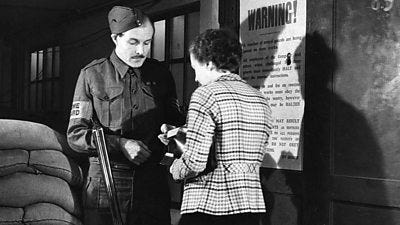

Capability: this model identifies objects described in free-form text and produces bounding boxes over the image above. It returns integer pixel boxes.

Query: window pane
[53,81,61,109]
[45,48,53,78]
[30,53,37,82]
[25,53,30,110]
[37,82,42,110]
[170,15,185,59]
[30,83,36,110]
[187,12,200,46]
[170,63,184,105]
[24,88,29,110]
[45,81,52,110]
[38,50,43,80]
[54,46,60,77]
[153,20,165,61]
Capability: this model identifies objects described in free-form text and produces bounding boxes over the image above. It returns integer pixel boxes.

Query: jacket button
[104,96,109,100]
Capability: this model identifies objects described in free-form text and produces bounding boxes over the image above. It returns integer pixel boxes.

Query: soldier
[67,5,184,225]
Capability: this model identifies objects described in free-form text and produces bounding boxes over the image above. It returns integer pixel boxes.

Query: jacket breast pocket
[92,87,123,128]
[141,85,156,110]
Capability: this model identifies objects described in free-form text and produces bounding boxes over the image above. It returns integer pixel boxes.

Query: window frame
[26,46,61,113]
[150,3,200,110]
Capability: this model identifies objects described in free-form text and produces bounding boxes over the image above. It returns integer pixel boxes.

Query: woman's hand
[157,124,176,145]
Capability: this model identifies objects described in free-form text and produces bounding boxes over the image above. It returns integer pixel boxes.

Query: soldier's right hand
[119,138,151,165]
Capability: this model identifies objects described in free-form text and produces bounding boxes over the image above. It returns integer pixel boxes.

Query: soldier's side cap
[108,6,144,34]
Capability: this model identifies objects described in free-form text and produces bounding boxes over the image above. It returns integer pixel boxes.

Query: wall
[0,40,26,121]
[0,40,12,111]
[200,0,220,32]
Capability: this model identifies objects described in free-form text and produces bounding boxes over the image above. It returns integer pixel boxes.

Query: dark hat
[108,6,144,34]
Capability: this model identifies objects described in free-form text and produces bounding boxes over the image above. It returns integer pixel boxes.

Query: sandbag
[0,149,83,187]
[0,207,23,224]
[30,150,83,187]
[0,119,80,159]
[0,172,81,217]
[0,150,34,177]
[24,203,83,225]
[0,203,83,225]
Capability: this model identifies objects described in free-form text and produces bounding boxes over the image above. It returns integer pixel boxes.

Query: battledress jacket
[67,51,184,162]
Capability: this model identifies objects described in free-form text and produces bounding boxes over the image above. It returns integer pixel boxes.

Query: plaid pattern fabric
[170,73,272,215]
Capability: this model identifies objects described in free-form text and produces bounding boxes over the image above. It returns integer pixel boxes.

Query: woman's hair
[189,29,242,73]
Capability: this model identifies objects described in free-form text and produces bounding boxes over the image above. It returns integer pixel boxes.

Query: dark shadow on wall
[298,31,333,225]
[299,31,390,224]
[255,29,389,224]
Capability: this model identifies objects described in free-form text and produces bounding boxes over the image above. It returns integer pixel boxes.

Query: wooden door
[329,0,400,224]
[304,0,400,224]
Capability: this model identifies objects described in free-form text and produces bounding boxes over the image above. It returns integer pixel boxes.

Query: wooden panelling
[332,201,400,225]
[332,175,400,208]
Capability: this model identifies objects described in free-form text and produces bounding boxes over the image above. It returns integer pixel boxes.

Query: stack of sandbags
[0,119,84,225]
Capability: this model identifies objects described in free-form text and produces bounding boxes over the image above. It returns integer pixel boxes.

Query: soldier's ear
[111,34,118,45]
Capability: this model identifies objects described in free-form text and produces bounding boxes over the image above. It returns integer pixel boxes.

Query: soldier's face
[113,20,154,68]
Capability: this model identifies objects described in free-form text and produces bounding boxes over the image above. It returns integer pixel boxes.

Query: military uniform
[67,50,184,225]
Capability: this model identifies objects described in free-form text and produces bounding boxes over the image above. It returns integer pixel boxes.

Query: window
[25,46,61,112]
[151,10,200,112]
[151,7,200,208]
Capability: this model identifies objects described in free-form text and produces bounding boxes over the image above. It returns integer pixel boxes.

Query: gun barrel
[93,127,124,225]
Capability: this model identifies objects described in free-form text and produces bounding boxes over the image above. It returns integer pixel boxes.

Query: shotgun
[93,126,124,225]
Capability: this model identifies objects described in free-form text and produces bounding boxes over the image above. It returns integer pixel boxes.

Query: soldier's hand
[119,138,151,165]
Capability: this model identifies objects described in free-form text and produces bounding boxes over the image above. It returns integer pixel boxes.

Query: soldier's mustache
[131,55,145,59]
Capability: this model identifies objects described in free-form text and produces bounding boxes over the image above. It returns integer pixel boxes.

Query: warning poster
[240,0,306,170]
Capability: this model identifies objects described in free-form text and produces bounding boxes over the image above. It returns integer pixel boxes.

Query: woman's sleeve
[170,87,218,180]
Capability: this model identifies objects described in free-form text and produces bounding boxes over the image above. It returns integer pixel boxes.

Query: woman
[168,29,272,225]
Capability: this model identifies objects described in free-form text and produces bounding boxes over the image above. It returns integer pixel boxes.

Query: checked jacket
[170,73,272,215]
